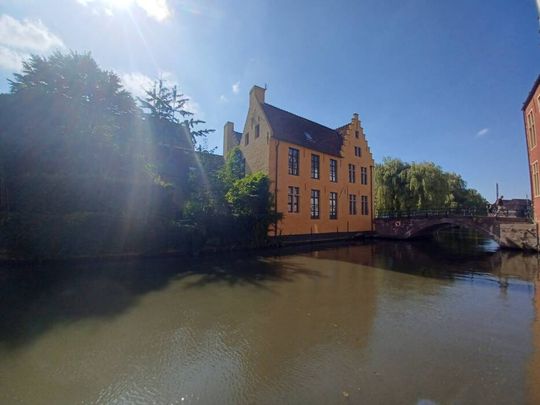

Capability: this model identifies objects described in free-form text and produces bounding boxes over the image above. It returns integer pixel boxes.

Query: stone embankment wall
[499,223,538,251]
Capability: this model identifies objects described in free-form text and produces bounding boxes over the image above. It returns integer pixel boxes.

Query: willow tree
[374,157,410,212]
[375,157,487,212]
[405,162,450,210]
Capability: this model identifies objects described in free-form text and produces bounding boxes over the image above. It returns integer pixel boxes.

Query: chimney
[250,85,266,104]
[352,113,359,122]
[223,121,238,156]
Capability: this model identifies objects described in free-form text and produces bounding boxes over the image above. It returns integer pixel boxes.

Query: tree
[225,172,281,246]
[0,51,179,258]
[219,147,245,188]
[138,79,214,146]
[405,162,450,210]
[374,157,488,213]
[374,157,410,212]
[3,51,142,178]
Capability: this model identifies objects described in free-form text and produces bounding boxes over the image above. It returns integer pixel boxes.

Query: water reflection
[433,226,500,254]
[0,255,321,348]
[530,273,540,404]
[0,236,538,404]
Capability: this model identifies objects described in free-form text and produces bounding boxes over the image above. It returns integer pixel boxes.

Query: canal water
[0,231,539,404]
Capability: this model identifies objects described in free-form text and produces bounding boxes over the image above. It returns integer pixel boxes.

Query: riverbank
[0,231,375,266]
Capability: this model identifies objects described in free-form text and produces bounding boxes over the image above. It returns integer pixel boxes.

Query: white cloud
[476,128,489,138]
[0,14,64,51]
[121,72,154,100]
[121,71,201,116]
[219,94,229,102]
[0,14,65,71]
[76,0,171,22]
[232,81,240,94]
[0,46,26,71]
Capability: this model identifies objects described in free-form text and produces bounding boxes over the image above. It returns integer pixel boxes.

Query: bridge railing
[375,208,489,220]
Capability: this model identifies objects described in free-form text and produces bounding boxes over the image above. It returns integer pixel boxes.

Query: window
[330,159,337,182]
[360,167,368,185]
[255,124,260,138]
[245,132,249,145]
[355,130,359,138]
[348,164,356,183]
[310,189,320,219]
[287,186,300,213]
[349,194,357,215]
[533,162,540,197]
[355,146,362,157]
[329,192,338,219]
[311,154,320,179]
[361,195,369,215]
[528,111,537,149]
[288,148,299,175]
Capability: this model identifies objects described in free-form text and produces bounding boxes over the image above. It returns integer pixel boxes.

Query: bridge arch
[374,213,535,250]
[407,218,500,243]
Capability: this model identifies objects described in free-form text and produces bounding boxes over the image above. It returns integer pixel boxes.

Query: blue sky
[0,0,538,200]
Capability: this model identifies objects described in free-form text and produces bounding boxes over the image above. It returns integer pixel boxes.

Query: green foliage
[0,51,279,258]
[138,79,192,122]
[9,51,136,114]
[0,212,198,259]
[138,79,214,145]
[219,147,245,188]
[5,174,174,216]
[226,172,271,216]
[0,51,178,258]
[375,158,410,212]
[225,172,281,246]
[183,151,228,219]
[182,150,280,249]
[375,157,488,213]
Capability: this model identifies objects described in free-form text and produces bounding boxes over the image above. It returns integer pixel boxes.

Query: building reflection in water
[529,263,540,404]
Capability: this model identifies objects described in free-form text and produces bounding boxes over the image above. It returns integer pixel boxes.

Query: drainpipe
[370,165,374,232]
[274,139,280,237]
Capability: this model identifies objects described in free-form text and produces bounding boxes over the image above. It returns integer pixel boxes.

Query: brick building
[522,75,540,223]
[224,85,374,237]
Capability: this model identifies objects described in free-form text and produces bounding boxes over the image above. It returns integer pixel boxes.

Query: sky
[0,0,539,201]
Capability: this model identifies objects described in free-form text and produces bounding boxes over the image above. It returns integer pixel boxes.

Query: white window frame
[528,110,537,150]
[533,160,540,198]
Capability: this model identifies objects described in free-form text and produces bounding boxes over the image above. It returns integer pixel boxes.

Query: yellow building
[224,85,374,237]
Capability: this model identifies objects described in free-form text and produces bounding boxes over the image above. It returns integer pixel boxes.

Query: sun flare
[104,0,134,10]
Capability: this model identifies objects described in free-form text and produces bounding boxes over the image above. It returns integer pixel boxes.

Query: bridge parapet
[375,208,529,220]
[376,208,482,219]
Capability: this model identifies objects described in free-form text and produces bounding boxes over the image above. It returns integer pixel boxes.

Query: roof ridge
[263,102,338,134]
[522,73,540,111]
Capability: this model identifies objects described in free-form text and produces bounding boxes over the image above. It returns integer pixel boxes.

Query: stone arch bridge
[374,210,538,251]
